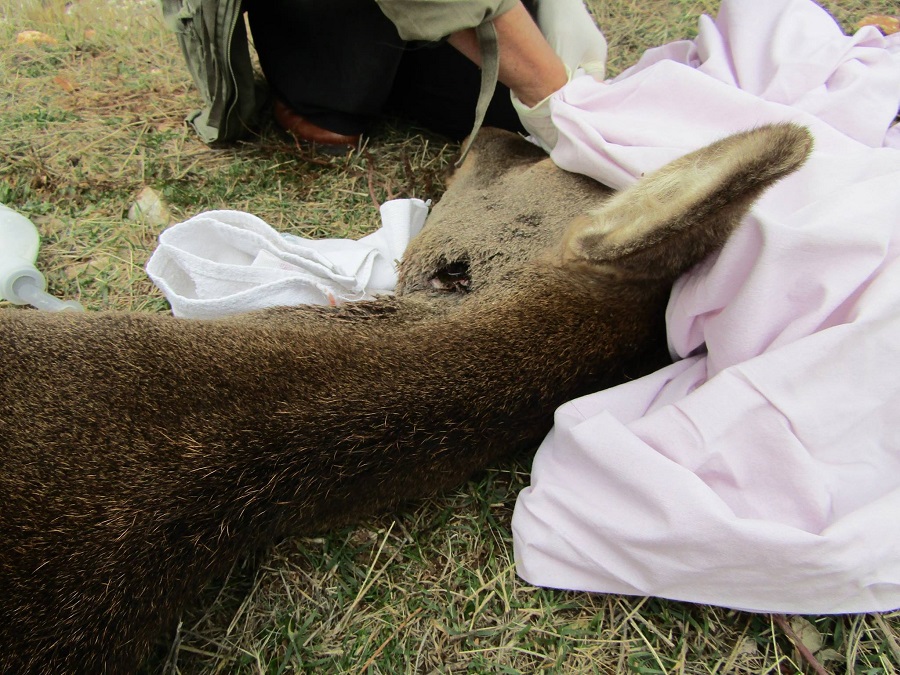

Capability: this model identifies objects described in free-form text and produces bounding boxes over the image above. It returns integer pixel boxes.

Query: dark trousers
[246,0,526,140]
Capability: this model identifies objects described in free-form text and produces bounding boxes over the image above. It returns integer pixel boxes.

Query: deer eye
[429,260,471,293]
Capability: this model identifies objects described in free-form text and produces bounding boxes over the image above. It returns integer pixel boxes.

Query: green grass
[2,0,899,673]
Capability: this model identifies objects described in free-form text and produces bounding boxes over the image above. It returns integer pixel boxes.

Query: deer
[0,123,812,672]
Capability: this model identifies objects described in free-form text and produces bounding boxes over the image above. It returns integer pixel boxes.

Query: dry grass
[1,0,898,673]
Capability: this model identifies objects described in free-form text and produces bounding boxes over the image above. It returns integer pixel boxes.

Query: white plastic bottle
[0,203,83,311]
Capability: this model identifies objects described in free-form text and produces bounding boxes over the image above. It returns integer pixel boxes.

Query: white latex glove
[537,0,607,79]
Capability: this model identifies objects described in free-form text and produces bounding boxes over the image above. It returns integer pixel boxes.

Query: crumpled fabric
[146,199,429,319]
[512,0,900,613]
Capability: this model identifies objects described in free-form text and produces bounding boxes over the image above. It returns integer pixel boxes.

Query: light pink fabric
[512,0,900,613]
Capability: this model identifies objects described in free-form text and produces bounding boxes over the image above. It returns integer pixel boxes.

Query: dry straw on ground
[1,0,898,673]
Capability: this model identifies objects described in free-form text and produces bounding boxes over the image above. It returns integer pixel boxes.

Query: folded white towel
[146,198,429,319]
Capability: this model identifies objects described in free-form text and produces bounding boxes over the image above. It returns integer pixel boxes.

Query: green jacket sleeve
[375,0,518,41]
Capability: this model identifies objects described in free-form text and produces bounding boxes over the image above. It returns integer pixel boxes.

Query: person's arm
[447,1,568,107]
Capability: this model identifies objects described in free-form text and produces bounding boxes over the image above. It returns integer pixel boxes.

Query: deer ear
[561,123,813,279]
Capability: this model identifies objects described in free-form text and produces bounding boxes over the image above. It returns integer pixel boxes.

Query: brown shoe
[272,98,361,149]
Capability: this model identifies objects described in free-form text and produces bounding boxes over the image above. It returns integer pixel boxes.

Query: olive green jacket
[161,0,263,144]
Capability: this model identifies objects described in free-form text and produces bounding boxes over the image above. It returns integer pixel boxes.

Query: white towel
[146,198,429,319]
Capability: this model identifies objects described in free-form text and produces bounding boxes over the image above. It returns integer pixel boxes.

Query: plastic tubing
[0,203,84,312]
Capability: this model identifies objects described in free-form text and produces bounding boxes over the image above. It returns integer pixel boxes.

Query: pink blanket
[512,0,900,613]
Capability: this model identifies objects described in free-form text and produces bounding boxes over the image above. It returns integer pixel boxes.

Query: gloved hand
[512,0,607,152]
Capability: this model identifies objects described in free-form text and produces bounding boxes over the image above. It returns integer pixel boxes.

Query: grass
[2,0,899,673]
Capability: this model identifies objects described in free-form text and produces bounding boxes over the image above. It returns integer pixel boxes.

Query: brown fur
[0,124,811,672]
